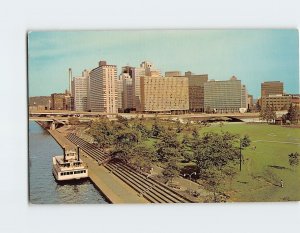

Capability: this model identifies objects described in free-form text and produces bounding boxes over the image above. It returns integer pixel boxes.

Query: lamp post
[184,172,196,195]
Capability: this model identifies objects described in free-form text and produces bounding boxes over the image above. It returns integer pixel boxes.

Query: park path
[252,140,300,145]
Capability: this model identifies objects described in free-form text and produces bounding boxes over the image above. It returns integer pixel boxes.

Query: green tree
[287,103,299,124]
[133,121,150,139]
[175,119,183,133]
[88,118,114,149]
[288,152,299,170]
[151,119,164,138]
[116,115,129,126]
[239,135,251,171]
[155,130,181,162]
[128,144,155,171]
[162,159,180,183]
[260,104,276,123]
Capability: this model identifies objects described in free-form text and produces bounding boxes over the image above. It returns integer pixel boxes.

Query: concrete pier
[40,123,149,204]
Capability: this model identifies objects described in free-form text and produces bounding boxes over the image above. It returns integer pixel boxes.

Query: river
[29,121,109,204]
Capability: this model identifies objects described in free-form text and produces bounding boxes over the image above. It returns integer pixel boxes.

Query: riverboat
[52,147,88,181]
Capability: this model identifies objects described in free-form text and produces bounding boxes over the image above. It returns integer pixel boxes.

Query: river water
[29,121,109,204]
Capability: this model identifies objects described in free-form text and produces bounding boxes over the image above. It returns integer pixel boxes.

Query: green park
[70,108,300,202]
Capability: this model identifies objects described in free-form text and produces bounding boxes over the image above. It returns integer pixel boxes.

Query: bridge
[29,110,260,121]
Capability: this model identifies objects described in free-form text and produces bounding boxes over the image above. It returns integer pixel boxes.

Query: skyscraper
[185,72,208,112]
[89,61,118,113]
[261,81,284,97]
[140,76,189,113]
[117,73,134,112]
[71,70,89,111]
[204,76,247,113]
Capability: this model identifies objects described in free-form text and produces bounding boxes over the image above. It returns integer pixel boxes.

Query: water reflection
[29,121,108,204]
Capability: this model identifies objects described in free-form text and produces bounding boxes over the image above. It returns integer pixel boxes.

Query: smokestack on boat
[77,146,80,160]
[63,147,66,162]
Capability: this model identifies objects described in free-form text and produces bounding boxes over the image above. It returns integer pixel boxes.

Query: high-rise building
[261,81,284,97]
[204,76,246,113]
[132,67,146,111]
[71,71,89,111]
[140,76,189,113]
[117,73,134,112]
[185,72,208,112]
[247,94,254,110]
[89,61,118,113]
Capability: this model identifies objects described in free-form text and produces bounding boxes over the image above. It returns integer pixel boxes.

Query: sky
[28,30,299,98]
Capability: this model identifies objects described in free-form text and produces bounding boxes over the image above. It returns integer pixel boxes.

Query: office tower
[185,72,208,112]
[89,60,118,113]
[132,67,146,112]
[140,76,189,113]
[117,73,134,112]
[247,94,254,110]
[204,76,246,113]
[261,81,284,97]
[241,85,247,109]
[71,71,89,111]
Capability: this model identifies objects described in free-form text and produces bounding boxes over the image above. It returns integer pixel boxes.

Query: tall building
[89,61,118,113]
[71,71,89,111]
[117,73,134,112]
[132,67,146,111]
[204,76,246,113]
[185,72,208,112]
[261,81,284,97]
[247,94,254,111]
[140,76,189,113]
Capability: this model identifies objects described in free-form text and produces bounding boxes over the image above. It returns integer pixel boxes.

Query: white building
[71,71,89,111]
[117,73,134,112]
[89,61,118,113]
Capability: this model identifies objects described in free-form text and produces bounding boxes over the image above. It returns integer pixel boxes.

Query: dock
[46,128,148,203]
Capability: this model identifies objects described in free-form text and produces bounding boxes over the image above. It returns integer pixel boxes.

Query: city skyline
[28,30,299,98]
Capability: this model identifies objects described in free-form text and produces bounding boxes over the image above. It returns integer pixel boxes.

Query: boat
[52,146,88,181]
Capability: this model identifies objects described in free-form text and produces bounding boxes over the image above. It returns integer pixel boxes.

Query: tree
[239,135,251,171]
[176,119,183,133]
[260,104,276,123]
[162,159,180,183]
[116,115,129,126]
[155,130,181,162]
[133,121,150,139]
[128,144,155,171]
[287,103,299,124]
[88,118,114,149]
[288,152,299,170]
[151,119,164,138]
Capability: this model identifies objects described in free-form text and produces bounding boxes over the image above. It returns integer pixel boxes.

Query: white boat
[52,147,88,181]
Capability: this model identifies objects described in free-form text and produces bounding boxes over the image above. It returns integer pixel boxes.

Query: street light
[184,172,196,195]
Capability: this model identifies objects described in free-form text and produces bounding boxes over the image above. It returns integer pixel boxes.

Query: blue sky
[28,30,299,98]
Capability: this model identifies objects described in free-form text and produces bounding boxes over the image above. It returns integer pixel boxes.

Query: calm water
[29,121,109,204]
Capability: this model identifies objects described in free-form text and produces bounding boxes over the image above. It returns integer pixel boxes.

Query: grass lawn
[199,123,300,202]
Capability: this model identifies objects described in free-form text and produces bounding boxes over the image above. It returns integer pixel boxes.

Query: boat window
[61,173,64,176]
[69,172,73,175]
